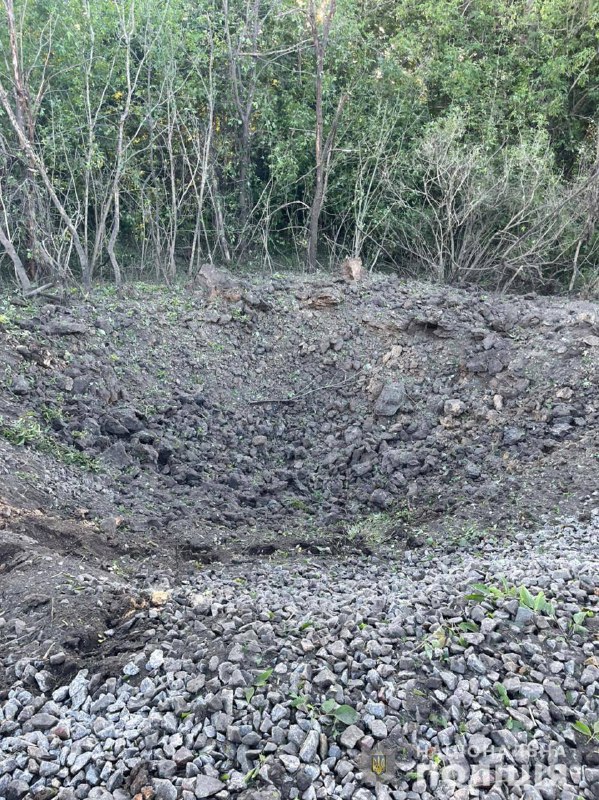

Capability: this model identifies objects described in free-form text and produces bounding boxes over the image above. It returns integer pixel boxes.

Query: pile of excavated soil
[0,274,598,685]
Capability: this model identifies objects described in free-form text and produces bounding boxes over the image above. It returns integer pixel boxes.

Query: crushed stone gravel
[1,515,598,799]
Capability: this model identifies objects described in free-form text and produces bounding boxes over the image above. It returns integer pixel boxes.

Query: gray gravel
[1,516,598,800]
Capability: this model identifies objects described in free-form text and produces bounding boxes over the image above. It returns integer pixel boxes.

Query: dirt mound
[1,274,598,684]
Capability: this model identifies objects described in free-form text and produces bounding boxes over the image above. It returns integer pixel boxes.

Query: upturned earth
[0,275,598,800]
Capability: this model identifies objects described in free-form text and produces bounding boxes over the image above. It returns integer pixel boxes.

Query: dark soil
[1,274,598,690]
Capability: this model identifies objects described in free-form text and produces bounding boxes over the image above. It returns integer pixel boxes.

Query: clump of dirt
[1,274,598,686]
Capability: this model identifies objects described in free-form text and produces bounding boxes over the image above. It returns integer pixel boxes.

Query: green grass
[347,505,414,545]
[0,412,101,471]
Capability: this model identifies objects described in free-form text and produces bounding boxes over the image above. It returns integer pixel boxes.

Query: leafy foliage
[466,580,556,616]
[572,719,599,742]
[0,0,597,288]
[321,698,360,725]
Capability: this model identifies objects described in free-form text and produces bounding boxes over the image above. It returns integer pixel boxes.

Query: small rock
[35,671,55,692]
[581,665,599,686]
[313,667,336,689]
[368,719,387,738]
[503,427,526,446]
[11,375,30,395]
[147,649,164,671]
[340,725,364,749]
[68,671,89,710]
[44,320,88,336]
[29,713,59,730]
[374,382,411,416]
[520,683,544,702]
[444,399,466,416]
[5,780,30,800]
[439,670,458,691]
[514,605,535,628]
[299,730,320,763]
[194,775,224,798]
[152,778,178,800]
[468,733,492,756]
[279,754,300,773]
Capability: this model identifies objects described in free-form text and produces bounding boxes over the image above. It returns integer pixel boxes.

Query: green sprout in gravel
[494,682,511,708]
[347,505,414,546]
[420,620,478,659]
[320,698,360,726]
[466,580,556,616]
[244,754,266,785]
[254,667,273,687]
[0,412,45,446]
[570,609,595,634]
[245,666,274,704]
[572,719,599,742]
[290,694,314,714]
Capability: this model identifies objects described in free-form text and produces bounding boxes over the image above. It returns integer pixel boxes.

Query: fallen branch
[249,373,359,404]
[24,282,55,298]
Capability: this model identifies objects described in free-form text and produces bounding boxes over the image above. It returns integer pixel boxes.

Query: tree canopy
[1,0,598,291]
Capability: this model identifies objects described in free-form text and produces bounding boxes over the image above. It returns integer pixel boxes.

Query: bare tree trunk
[6,0,36,280]
[87,0,167,284]
[107,189,122,286]
[4,0,55,282]
[95,1,132,284]
[192,28,218,266]
[307,91,346,272]
[184,115,214,273]
[306,0,344,272]
[569,126,599,291]
[210,157,232,264]
[238,114,252,236]
[0,77,90,283]
[166,93,178,280]
[223,0,261,253]
[0,220,31,291]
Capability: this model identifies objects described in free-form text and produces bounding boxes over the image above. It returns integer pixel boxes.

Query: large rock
[44,320,88,335]
[5,780,30,800]
[29,713,59,730]
[299,730,320,763]
[194,775,225,798]
[102,441,132,468]
[102,408,143,435]
[340,725,364,749]
[503,426,526,446]
[238,790,281,800]
[11,375,30,395]
[152,779,178,800]
[68,671,89,710]
[374,382,412,416]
